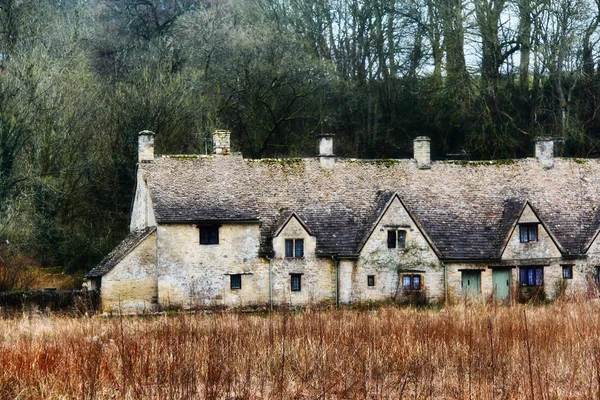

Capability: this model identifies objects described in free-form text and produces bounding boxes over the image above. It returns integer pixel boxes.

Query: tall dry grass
[1,300,600,399]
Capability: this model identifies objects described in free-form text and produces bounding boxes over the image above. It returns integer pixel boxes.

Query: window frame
[519,223,539,243]
[285,239,304,258]
[387,230,407,249]
[199,225,220,245]
[519,266,544,287]
[290,273,302,292]
[402,274,422,292]
[230,274,242,290]
[367,275,375,287]
[562,265,573,280]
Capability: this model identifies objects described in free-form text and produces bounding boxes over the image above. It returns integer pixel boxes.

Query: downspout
[332,255,339,309]
[443,263,448,305]
[266,255,273,313]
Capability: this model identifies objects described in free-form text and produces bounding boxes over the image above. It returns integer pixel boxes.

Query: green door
[492,268,511,300]
[461,271,481,298]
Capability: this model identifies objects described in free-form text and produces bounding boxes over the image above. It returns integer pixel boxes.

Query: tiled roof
[86,227,156,278]
[142,156,600,259]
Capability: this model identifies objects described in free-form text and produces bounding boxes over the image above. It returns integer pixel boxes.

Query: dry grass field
[2,301,600,399]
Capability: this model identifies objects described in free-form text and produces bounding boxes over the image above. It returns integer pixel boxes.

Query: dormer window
[285,239,304,258]
[519,224,538,243]
[200,225,219,245]
[387,230,406,249]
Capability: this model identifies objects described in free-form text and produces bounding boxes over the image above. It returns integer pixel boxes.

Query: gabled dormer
[272,213,316,260]
[357,193,439,261]
[500,201,563,260]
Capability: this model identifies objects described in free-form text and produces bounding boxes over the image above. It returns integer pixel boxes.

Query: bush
[0,256,37,292]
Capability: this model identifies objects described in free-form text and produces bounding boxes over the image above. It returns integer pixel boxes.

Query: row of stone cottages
[86,131,600,312]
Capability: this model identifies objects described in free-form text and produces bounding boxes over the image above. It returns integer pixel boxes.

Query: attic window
[519,224,538,243]
[387,230,406,249]
[200,226,219,245]
[285,239,304,258]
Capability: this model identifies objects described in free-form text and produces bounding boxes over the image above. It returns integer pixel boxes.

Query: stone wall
[101,231,157,312]
[156,223,267,308]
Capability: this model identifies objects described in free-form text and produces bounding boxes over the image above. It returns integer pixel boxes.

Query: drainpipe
[266,255,273,313]
[443,263,448,305]
[332,255,339,309]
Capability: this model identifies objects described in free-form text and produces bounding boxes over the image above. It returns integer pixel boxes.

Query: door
[492,268,511,300]
[461,271,481,298]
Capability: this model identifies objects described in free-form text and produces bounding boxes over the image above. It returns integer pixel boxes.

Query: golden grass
[2,301,600,399]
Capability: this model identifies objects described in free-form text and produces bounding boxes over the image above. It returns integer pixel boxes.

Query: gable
[359,196,438,262]
[501,203,562,260]
[86,227,157,278]
[272,214,317,259]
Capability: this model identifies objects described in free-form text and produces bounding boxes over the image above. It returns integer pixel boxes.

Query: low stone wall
[0,290,99,316]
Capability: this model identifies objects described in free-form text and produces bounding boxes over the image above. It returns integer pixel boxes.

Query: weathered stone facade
[86,132,600,311]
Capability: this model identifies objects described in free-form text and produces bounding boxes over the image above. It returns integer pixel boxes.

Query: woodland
[1,0,600,277]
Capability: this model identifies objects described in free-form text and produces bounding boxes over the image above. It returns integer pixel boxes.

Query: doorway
[492,268,511,300]
[461,270,481,298]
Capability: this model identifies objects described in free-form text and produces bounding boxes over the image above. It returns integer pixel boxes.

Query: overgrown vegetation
[3,0,600,273]
[2,303,600,398]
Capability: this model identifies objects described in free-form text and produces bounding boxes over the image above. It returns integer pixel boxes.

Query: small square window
[291,274,302,292]
[562,265,573,279]
[519,224,538,243]
[230,274,242,290]
[200,226,219,245]
[520,266,543,287]
[285,239,304,258]
[367,275,375,287]
[402,274,422,291]
[387,230,407,249]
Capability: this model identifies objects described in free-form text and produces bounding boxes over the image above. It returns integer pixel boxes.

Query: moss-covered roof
[140,155,600,259]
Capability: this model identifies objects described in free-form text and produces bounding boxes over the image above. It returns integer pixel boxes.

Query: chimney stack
[138,130,155,162]
[413,136,431,169]
[535,138,554,169]
[213,130,231,155]
[317,134,335,168]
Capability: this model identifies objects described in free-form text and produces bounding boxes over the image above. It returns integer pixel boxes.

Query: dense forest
[1,0,600,273]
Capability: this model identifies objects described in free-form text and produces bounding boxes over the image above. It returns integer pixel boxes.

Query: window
[562,265,573,279]
[285,239,304,258]
[387,230,407,249]
[290,274,302,291]
[200,226,219,245]
[520,266,543,287]
[402,274,422,291]
[367,275,375,287]
[519,224,538,243]
[230,274,242,290]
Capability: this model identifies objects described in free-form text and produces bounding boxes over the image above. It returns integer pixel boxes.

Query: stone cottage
[86,131,600,312]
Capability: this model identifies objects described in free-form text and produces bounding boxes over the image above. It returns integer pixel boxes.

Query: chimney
[317,134,335,168]
[535,138,554,169]
[138,130,155,162]
[213,130,231,155]
[413,136,431,169]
